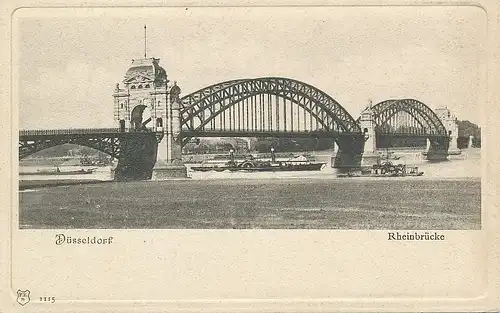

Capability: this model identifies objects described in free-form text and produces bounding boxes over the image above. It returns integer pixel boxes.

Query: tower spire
[144,24,147,58]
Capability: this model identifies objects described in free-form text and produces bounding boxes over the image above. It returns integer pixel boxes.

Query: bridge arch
[179,77,361,139]
[369,99,448,136]
[19,136,120,160]
[18,129,163,160]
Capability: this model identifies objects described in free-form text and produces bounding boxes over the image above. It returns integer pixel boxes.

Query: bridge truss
[363,99,450,149]
[368,99,448,137]
[179,77,362,144]
[19,88,453,158]
[19,128,163,160]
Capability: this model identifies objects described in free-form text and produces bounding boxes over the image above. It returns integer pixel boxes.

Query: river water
[19,148,481,182]
[19,149,481,229]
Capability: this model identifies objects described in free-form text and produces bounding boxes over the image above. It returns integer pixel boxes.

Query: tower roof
[123,57,168,86]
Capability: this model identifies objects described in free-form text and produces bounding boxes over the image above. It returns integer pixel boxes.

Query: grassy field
[19,178,481,229]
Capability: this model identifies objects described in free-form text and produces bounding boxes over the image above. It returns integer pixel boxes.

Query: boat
[191,153,325,172]
[191,160,325,172]
[379,152,401,160]
[337,161,423,178]
[80,155,112,166]
[20,167,96,176]
[378,149,401,160]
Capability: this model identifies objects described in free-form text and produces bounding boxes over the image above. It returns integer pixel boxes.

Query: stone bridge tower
[435,107,460,154]
[113,57,186,179]
[358,101,381,167]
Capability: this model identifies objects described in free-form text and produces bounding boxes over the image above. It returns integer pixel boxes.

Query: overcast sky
[15,6,486,129]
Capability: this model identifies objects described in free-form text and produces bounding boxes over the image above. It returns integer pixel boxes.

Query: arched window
[145,84,150,88]
[120,103,123,109]
[156,118,163,127]
[138,85,143,89]
[363,127,368,133]
[131,85,136,89]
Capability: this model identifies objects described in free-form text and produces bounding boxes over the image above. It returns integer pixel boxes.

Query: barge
[20,167,96,176]
[337,162,424,178]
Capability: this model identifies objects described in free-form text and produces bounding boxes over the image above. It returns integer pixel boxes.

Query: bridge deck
[19,128,163,139]
[181,130,363,138]
[19,128,448,138]
[20,128,123,136]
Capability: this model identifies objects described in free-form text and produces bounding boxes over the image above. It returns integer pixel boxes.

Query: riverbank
[19,178,480,229]
[19,179,109,190]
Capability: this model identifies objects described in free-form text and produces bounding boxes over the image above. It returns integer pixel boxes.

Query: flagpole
[144,24,147,58]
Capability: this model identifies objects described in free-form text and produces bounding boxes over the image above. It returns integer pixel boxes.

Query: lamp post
[229,149,234,163]
[270,147,276,163]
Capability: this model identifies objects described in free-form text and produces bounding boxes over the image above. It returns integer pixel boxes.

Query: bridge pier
[331,105,381,169]
[331,136,365,169]
[153,145,186,179]
[113,134,158,181]
[446,119,461,155]
[423,137,450,161]
[331,150,362,169]
[152,83,188,179]
[153,138,186,179]
[468,135,474,149]
[448,133,460,155]
[435,107,461,155]
[358,104,381,168]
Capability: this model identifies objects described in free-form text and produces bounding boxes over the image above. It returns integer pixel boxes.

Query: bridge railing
[19,128,121,136]
[19,128,160,136]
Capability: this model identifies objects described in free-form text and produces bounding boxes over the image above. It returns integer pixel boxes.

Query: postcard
[1,1,499,312]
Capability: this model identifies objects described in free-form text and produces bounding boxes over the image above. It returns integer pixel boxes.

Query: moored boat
[191,161,325,172]
[20,167,96,176]
[191,152,325,172]
[379,151,401,160]
[337,161,423,178]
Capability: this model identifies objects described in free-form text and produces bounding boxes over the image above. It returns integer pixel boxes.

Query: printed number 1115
[39,296,55,303]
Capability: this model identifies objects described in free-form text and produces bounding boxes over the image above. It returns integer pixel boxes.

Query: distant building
[182,137,249,154]
[233,138,249,152]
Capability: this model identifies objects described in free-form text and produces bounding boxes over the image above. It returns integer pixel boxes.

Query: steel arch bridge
[19,129,163,160]
[179,77,362,145]
[19,84,452,160]
[367,99,448,137]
